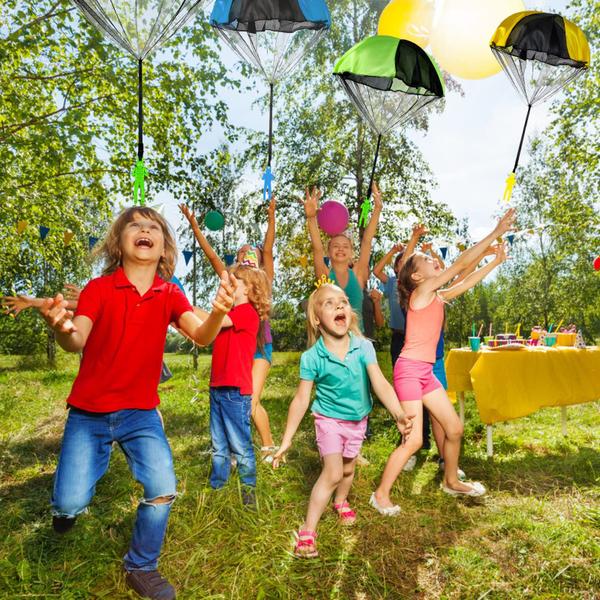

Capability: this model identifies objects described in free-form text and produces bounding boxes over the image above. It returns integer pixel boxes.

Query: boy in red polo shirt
[39,207,234,600]
[194,265,271,507]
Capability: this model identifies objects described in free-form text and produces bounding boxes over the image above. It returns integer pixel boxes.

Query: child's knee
[445,422,463,442]
[142,494,176,507]
[52,494,90,518]
[403,434,423,454]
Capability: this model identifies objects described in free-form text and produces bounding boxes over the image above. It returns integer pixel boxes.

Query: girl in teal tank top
[303,184,384,334]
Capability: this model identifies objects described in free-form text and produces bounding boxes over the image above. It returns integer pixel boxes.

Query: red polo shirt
[210,302,259,395]
[67,267,193,412]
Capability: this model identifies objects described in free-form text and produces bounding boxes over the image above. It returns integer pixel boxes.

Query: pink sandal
[294,530,318,558]
[333,501,356,525]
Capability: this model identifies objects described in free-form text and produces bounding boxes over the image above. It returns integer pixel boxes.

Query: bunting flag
[224,254,235,266]
[457,242,466,252]
[39,226,50,241]
[64,230,75,246]
[299,255,308,268]
[507,234,515,245]
[183,250,193,266]
[149,202,166,216]
[324,257,330,267]
[88,236,99,250]
[439,247,448,260]
[17,220,27,235]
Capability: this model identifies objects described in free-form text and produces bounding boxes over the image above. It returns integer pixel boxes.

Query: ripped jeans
[52,407,177,571]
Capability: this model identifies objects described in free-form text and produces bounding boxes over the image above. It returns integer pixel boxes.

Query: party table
[445,346,600,456]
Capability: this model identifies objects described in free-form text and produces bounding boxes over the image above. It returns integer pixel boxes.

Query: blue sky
[161,0,573,281]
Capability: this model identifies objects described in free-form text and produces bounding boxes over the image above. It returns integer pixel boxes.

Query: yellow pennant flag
[299,256,308,268]
[64,230,75,246]
[17,220,27,234]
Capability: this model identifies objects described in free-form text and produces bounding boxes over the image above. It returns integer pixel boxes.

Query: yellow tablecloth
[445,347,600,424]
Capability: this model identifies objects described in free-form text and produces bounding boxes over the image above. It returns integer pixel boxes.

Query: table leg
[561,406,567,436]
[486,425,493,457]
[458,391,465,425]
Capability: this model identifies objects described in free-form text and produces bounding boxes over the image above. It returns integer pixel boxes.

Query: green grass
[0,351,599,599]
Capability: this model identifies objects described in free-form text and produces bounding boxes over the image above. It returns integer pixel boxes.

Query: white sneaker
[369,493,401,517]
[440,481,486,497]
[402,455,417,472]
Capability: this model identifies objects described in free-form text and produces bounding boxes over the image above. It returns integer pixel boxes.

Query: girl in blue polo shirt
[272,282,413,558]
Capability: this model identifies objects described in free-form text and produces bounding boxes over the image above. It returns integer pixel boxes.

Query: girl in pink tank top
[370,209,516,514]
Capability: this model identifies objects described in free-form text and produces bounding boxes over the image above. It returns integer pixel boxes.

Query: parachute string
[367,134,382,199]
[268,82,274,167]
[138,58,144,161]
[512,103,532,174]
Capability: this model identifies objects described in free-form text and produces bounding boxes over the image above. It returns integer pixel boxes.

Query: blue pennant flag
[39,226,50,241]
[224,254,235,266]
[506,234,515,245]
[324,257,330,267]
[170,276,185,294]
[88,236,99,250]
[440,247,448,260]
[183,250,193,265]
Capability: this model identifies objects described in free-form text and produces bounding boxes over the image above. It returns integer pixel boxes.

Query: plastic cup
[468,336,481,351]
[531,329,541,340]
[556,332,575,346]
[484,336,494,345]
[544,334,557,347]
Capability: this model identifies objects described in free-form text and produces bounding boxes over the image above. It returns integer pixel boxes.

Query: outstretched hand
[267,197,276,219]
[303,187,321,219]
[179,204,199,230]
[371,181,382,210]
[212,272,236,315]
[63,283,81,302]
[412,222,428,239]
[492,242,509,264]
[1,295,32,317]
[494,208,516,236]
[39,293,76,334]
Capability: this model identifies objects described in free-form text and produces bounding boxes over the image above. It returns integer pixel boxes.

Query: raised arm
[421,208,515,294]
[366,362,414,437]
[179,204,226,276]
[303,187,329,279]
[370,289,385,328]
[272,378,314,468]
[355,182,383,284]
[440,244,508,301]
[262,197,276,285]
[373,243,405,284]
[452,244,496,285]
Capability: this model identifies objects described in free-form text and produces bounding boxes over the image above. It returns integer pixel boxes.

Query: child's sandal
[333,501,356,525]
[294,530,318,558]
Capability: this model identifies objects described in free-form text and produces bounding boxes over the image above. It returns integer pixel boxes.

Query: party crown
[314,274,335,289]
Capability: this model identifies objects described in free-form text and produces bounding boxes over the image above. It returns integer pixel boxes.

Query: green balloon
[205,210,224,231]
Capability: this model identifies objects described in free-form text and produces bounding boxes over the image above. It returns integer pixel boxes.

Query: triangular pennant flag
[88,236,99,250]
[457,242,466,252]
[324,257,330,267]
[507,234,515,245]
[149,203,166,216]
[183,250,193,265]
[224,254,235,266]
[64,230,74,246]
[440,247,448,260]
[39,226,50,241]
[17,220,27,235]
[299,255,308,268]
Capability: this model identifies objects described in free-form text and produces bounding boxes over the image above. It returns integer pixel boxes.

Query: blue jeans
[209,387,256,489]
[52,407,177,571]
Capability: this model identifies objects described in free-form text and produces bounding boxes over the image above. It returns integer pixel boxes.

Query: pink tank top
[400,293,445,364]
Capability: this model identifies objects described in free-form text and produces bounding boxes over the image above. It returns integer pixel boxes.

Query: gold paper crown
[314,274,335,289]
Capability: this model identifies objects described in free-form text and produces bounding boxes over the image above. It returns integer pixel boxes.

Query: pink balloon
[317,200,349,236]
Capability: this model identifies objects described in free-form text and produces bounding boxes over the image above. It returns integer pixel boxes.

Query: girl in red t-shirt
[194,265,271,506]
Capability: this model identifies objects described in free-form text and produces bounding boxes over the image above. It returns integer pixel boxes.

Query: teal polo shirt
[300,334,377,421]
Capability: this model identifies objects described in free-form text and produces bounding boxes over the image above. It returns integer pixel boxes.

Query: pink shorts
[393,356,442,402]
[313,413,368,459]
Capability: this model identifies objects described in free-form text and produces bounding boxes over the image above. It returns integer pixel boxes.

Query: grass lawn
[0,351,598,599]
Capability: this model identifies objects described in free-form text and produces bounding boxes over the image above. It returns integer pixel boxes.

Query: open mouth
[334,314,347,326]
[135,237,153,248]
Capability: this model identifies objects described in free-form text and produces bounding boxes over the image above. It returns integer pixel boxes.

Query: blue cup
[469,336,481,351]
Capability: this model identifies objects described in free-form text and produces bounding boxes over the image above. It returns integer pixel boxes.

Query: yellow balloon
[378,0,435,48]
[429,0,525,79]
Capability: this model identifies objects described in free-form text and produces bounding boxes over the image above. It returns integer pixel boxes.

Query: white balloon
[429,0,525,80]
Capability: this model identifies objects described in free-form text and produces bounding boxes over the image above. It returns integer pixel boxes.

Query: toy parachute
[210,0,330,199]
[72,1,207,205]
[490,11,590,202]
[333,35,444,226]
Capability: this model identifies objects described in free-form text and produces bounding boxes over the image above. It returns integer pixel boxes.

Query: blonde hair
[229,264,272,352]
[94,207,177,280]
[306,283,363,347]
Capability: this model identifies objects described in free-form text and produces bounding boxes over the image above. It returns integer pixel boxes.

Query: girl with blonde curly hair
[193,264,272,506]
